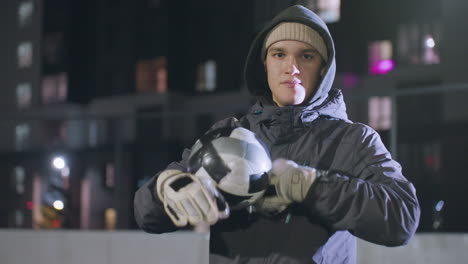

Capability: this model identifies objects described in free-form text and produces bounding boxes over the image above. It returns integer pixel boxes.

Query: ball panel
[190,139,203,157]
[244,143,272,172]
[211,137,249,159]
[187,127,272,209]
[248,173,269,194]
[218,154,252,195]
[188,139,231,183]
[229,127,259,145]
[212,137,271,173]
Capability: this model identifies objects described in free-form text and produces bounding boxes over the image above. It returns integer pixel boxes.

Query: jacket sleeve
[133,148,191,234]
[133,117,242,234]
[303,124,420,246]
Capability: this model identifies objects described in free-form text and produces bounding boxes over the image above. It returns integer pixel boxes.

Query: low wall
[0,230,467,264]
[0,230,209,264]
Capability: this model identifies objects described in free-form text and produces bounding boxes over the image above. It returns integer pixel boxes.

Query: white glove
[156,170,229,227]
[255,159,318,215]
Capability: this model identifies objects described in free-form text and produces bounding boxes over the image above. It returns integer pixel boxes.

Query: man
[134,5,420,264]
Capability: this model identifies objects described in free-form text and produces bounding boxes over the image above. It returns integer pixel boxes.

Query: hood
[244,5,337,109]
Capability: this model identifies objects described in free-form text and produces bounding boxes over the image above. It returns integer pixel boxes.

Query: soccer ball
[188,127,272,210]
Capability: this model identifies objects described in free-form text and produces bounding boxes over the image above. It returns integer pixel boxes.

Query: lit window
[422,34,440,64]
[368,40,393,75]
[57,73,67,99]
[104,208,117,230]
[15,210,24,227]
[196,60,217,92]
[295,0,341,23]
[41,72,68,104]
[18,1,34,27]
[13,166,26,194]
[89,120,97,147]
[135,57,167,93]
[16,83,32,108]
[42,76,55,103]
[105,163,115,188]
[17,42,33,68]
[32,175,42,229]
[318,0,340,23]
[15,123,30,151]
[397,23,440,65]
[368,96,392,130]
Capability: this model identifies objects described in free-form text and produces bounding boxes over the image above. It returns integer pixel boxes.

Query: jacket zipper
[284,110,294,224]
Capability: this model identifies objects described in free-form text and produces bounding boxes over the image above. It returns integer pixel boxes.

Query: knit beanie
[262,22,328,62]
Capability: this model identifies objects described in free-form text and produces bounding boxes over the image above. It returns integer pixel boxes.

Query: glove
[156,170,229,227]
[255,159,318,215]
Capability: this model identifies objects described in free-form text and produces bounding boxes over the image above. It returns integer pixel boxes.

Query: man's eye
[303,54,314,60]
[273,53,284,58]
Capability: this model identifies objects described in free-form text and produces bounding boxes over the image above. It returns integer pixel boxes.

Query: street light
[53,200,64,211]
[52,156,66,170]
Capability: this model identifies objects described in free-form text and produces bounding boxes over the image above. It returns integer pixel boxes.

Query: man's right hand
[156,170,229,227]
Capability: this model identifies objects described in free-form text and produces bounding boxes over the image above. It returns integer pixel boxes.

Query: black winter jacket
[134,5,420,264]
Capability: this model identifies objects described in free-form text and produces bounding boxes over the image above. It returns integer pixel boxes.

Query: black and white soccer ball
[188,127,272,210]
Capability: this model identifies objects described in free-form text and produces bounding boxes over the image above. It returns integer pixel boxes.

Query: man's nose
[284,57,300,75]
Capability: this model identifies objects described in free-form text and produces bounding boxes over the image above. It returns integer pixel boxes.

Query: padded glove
[255,159,318,215]
[156,170,229,227]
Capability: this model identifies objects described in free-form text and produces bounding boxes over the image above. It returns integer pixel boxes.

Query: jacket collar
[250,88,349,124]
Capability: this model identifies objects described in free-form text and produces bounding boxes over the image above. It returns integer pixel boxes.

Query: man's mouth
[281,79,301,86]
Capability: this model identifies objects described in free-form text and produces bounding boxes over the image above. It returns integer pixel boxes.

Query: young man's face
[265,40,324,107]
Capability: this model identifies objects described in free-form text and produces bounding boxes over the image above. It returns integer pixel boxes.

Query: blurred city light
[425,37,435,48]
[435,200,445,212]
[342,72,359,89]
[368,40,393,75]
[369,59,394,75]
[52,156,66,170]
[53,200,64,210]
[51,219,60,228]
[61,166,70,177]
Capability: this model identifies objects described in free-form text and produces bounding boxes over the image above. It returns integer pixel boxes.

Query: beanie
[262,22,328,62]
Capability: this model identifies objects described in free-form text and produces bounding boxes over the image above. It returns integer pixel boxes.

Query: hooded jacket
[134,5,420,264]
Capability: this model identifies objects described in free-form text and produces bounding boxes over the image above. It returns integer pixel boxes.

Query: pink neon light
[369,59,394,75]
[342,72,359,89]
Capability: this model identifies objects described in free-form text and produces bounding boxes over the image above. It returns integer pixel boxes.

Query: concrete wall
[0,230,209,264]
[1,230,467,264]
[357,233,468,264]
